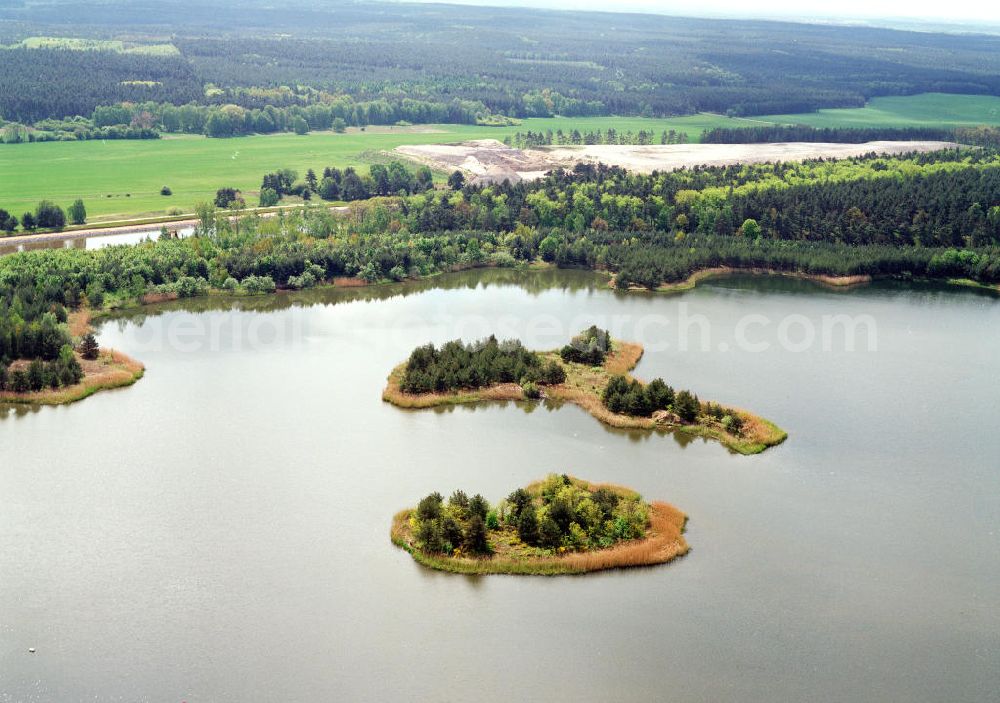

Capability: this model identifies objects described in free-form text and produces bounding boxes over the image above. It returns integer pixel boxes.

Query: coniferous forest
[4,0,1000,126]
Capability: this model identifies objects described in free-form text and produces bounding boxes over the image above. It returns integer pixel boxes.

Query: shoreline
[0,349,145,406]
[382,340,787,455]
[8,264,992,409]
[612,266,874,293]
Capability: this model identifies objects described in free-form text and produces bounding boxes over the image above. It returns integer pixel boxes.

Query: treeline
[91,98,493,138]
[400,336,564,394]
[0,348,84,393]
[1,200,87,234]
[504,128,690,148]
[1,202,998,395]
[606,237,1000,289]
[602,374,743,433]
[1,119,158,144]
[0,273,85,392]
[700,125,955,144]
[254,161,434,207]
[395,150,1000,249]
[954,126,1000,149]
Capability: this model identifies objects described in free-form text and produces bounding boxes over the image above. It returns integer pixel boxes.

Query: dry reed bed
[0,349,145,406]
[611,266,873,293]
[382,340,786,454]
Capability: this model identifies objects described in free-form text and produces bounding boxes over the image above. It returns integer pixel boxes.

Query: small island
[383,326,786,454]
[391,474,689,575]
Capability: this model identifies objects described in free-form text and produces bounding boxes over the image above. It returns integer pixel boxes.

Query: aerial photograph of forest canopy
[2,0,999,700]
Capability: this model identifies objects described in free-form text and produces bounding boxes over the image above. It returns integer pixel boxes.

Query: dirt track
[396,139,960,183]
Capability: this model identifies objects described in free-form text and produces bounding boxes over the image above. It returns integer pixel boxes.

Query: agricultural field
[7,36,180,55]
[756,93,1000,128]
[0,115,744,222]
[2,94,999,225]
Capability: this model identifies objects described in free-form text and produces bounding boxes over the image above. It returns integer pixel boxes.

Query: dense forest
[4,0,1000,124]
[400,336,565,394]
[391,150,1000,249]
[700,126,956,144]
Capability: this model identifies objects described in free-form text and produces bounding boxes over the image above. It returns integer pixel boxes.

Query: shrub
[464,515,491,555]
[34,200,66,230]
[214,187,241,208]
[674,390,700,423]
[242,275,276,295]
[66,200,86,225]
[287,271,317,290]
[160,186,172,196]
[521,380,541,399]
[560,326,611,365]
[517,503,539,545]
[259,187,279,207]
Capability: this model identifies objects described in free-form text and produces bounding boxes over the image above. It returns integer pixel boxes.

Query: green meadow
[3,95,999,225]
[0,115,741,223]
[755,93,1000,128]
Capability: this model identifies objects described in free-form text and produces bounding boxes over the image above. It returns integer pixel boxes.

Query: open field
[0,116,745,223]
[397,139,958,183]
[9,36,180,55]
[756,93,1000,128]
[1,93,994,224]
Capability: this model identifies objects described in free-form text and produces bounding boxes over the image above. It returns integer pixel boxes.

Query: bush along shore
[383,327,787,454]
[391,474,689,576]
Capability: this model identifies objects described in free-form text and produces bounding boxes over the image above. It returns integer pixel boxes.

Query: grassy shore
[0,348,144,406]
[391,478,689,576]
[383,339,787,455]
[610,266,873,294]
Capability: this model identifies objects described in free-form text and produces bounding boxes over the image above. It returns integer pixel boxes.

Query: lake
[1,269,998,702]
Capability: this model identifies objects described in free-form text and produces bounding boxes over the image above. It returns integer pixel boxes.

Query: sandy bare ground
[396,139,960,183]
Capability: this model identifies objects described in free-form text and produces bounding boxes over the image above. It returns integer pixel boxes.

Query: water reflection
[2,268,999,701]
[0,225,195,256]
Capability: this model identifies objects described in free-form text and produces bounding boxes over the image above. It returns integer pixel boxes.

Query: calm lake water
[1,270,998,702]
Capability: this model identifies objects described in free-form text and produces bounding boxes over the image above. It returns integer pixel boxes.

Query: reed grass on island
[0,348,144,406]
[390,475,689,576]
[382,334,786,455]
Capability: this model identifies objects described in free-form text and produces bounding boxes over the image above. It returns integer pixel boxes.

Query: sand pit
[395,139,959,183]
